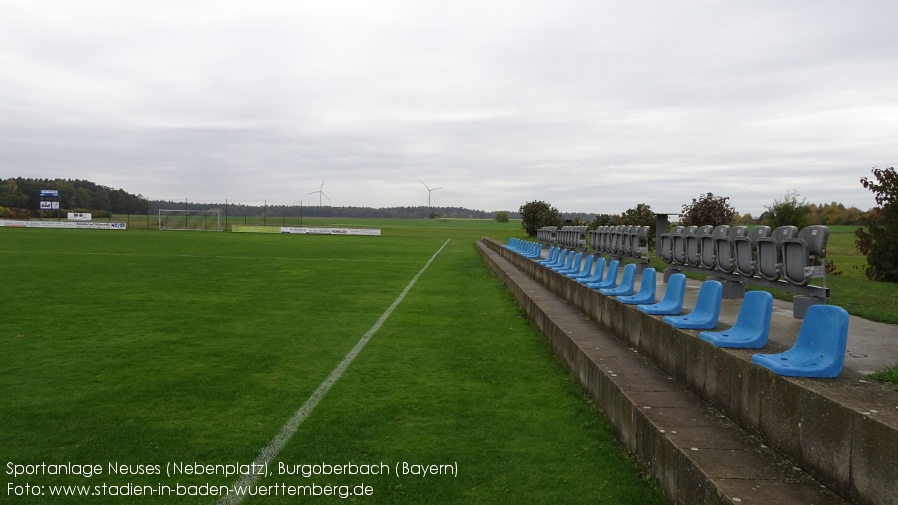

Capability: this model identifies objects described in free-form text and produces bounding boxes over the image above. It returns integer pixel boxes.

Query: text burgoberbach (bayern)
[4,461,458,499]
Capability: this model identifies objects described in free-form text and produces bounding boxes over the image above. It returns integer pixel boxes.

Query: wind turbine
[421,180,443,207]
[307,178,330,207]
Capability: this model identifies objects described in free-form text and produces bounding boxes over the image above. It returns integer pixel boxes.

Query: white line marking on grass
[0,250,420,263]
[217,238,451,505]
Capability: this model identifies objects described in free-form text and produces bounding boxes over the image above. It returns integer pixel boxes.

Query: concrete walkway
[669,275,898,376]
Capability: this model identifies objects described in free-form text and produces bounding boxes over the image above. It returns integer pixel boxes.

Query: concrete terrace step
[478,238,898,505]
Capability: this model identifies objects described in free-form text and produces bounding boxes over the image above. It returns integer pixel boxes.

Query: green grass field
[0,221,666,504]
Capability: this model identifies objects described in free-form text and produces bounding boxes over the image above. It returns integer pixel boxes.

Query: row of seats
[536,226,557,244]
[638,277,848,378]
[537,226,588,249]
[658,224,829,289]
[503,237,849,377]
[588,225,650,261]
[504,238,544,259]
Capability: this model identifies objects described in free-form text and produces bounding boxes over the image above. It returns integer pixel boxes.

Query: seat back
[538,246,557,264]
[672,226,693,265]
[592,226,605,254]
[700,225,729,269]
[655,273,685,308]
[689,280,723,322]
[733,226,770,277]
[658,226,678,263]
[591,257,606,283]
[715,226,746,273]
[733,290,773,338]
[550,249,569,269]
[790,304,850,376]
[570,254,594,278]
[601,260,620,285]
[685,225,709,267]
[616,226,628,255]
[602,263,636,294]
[635,226,650,257]
[757,226,798,281]
[799,224,829,258]
[563,251,583,273]
[637,267,656,296]
[782,225,829,286]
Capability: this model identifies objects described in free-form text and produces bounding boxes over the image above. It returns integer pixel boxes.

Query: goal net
[158,209,223,231]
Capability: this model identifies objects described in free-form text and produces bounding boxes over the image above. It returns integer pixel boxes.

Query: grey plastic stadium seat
[715,226,747,274]
[672,226,693,265]
[635,226,650,258]
[621,225,633,256]
[699,224,729,270]
[757,225,798,281]
[685,225,711,267]
[734,226,771,277]
[658,226,679,263]
[782,225,830,287]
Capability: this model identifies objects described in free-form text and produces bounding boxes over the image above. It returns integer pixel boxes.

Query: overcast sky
[1,1,896,216]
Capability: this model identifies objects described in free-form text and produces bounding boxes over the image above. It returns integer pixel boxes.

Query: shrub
[856,167,898,282]
[494,211,510,223]
[764,190,810,229]
[588,214,620,230]
[680,193,735,227]
[620,203,656,247]
[519,200,563,237]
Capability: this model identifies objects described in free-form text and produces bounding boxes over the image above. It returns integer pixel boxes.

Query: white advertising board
[0,219,126,230]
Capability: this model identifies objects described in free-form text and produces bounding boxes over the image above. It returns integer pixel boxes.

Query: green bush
[764,190,810,229]
[680,193,735,227]
[856,167,898,282]
[519,200,563,237]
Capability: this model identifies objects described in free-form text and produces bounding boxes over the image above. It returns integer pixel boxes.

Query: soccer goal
[158,209,223,231]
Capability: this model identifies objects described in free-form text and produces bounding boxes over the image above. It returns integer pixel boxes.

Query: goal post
[158,209,223,231]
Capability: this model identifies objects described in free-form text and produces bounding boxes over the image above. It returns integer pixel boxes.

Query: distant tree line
[149,201,514,220]
[0,177,521,220]
[0,177,148,218]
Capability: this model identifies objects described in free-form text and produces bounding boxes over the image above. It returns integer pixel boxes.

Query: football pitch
[0,220,665,504]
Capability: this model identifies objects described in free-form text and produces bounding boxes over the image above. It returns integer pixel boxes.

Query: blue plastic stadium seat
[577,257,606,284]
[524,242,544,259]
[616,268,656,305]
[699,291,773,348]
[567,255,594,279]
[549,249,573,271]
[537,246,558,265]
[600,263,637,296]
[662,280,722,330]
[545,249,569,269]
[556,251,583,275]
[637,273,686,315]
[751,305,849,378]
[585,260,620,290]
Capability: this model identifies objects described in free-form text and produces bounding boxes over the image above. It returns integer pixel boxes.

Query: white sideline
[218,238,451,505]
